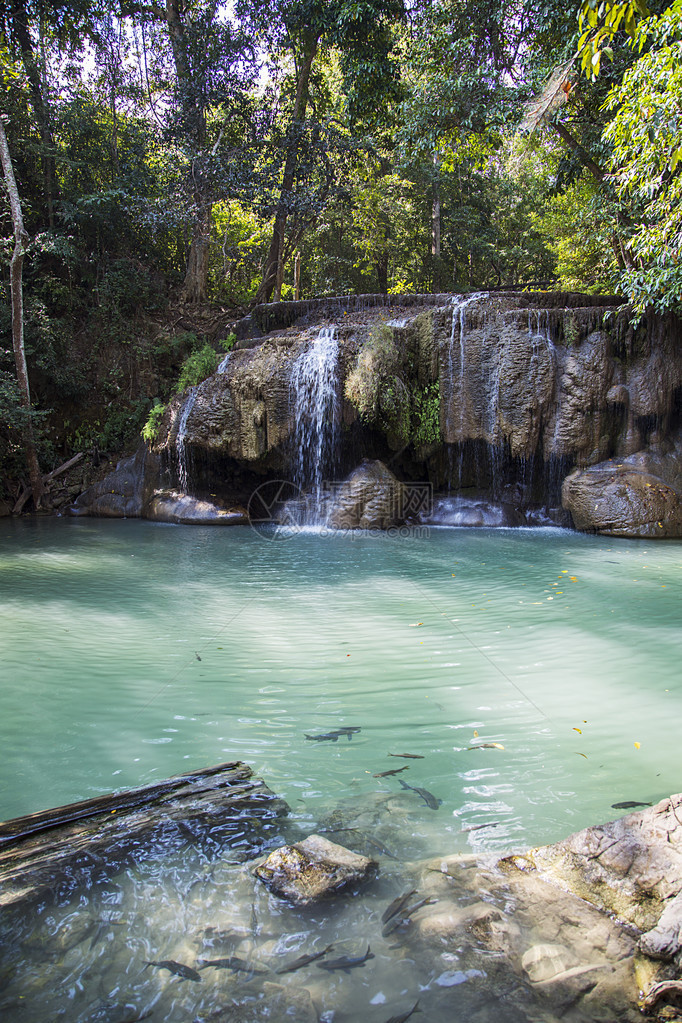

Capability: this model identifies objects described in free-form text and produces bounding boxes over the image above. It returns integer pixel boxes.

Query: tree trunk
[0,120,42,509]
[180,205,212,304]
[431,153,441,292]
[10,0,56,227]
[294,250,301,299]
[551,120,636,272]
[164,0,212,304]
[256,36,320,304]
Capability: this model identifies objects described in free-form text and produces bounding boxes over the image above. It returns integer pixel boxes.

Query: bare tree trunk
[0,119,42,509]
[431,153,441,291]
[10,0,56,227]
[256,35,319,304]
[164,0,213,304]
[181,204,211,304]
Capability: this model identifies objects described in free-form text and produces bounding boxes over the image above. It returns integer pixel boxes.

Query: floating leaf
[409,623,424,627]
[634,741,641,749]
[570,576,578,582]
[573,727,582,734]
[473,730,479,737]
[575,752,588,759]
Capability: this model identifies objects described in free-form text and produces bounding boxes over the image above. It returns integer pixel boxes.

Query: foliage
[141,402,167,445]
[602,2,682,313]
[175,343,217,393]
[345,324,441,446]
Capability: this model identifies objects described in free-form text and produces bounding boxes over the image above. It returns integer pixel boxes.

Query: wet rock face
[325,460,406,530]
[69,446,160,518]
[70,293,682,536]
[253,834,377,904]
[562,436,682,537]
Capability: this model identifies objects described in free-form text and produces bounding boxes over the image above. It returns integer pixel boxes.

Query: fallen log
[12,451,86,514]
[0,761,289,908]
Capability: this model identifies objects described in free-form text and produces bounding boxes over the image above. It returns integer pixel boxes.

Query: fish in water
[388,753,424,759]
[364,835,398,860]
[382,889,418,925]
[335,726,361,740]
[143,960,201,982]
[611,800,653,809]
[384,1001,421,1023]
[305,726,361,742]
[374,766,409,778]
[468,742,505,750]
[381,896,437,937]
[317,945,374,973]
[462,821,500,832]
[276,944,334,974]
[195,652,201,661]
[399,778,442,810]
[198,956,268,974]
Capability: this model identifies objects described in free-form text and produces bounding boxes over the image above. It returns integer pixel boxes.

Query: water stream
[1,519,680,1022]
[175,387,198,493]
[289,327,340,520]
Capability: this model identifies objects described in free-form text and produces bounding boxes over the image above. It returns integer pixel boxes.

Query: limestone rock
[145,491,248,525]
[504,795,682,934]
[68,445,160,518]
[253,834,377,904]
[562,440,682,537]
[522,943,577,983]
[325,460,406,530]
[639,890,682,960]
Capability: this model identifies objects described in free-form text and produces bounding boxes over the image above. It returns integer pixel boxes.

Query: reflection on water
[0,519,680,1020]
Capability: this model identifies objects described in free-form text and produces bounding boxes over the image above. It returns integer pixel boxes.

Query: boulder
[145,491,248,525]
[68,445,160,518]
[562,440,682,537]
[501,794,682,936]
[325,460,407,530]
[253,834,377,904]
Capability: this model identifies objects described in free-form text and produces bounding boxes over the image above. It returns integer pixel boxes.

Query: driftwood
[0,761,289,908]
[12,451,85,514]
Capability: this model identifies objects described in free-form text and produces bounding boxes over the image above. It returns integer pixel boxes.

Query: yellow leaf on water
[561,570,568,574]
[573,727,582,734]
[634,742,641,749]
[570,576,578,582]
[473,730,479,738]
[576,752,588,759]
[409,623,423,627]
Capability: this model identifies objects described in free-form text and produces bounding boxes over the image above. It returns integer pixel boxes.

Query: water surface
[1,519,680,1021]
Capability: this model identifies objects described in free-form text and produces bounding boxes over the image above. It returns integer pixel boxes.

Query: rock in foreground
[502,794,682,954]
[325,460,407,530]
[253,834,377,904]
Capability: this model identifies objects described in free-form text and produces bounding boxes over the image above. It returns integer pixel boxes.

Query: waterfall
[290,326,340,520]
[176,387,198,493]
[217,351,231,374]
[444,293,487,490]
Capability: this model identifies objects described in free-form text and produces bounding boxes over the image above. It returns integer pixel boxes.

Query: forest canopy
[1,0,680,495]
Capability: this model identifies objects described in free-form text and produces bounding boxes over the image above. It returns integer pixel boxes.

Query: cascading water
[217,351,231,374]
[289,326,340,521]
[176,387,198,493]
[444,292,487,491]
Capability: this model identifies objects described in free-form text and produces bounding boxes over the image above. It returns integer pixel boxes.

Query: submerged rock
[253,834,377,904]
[325,460,406,530]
